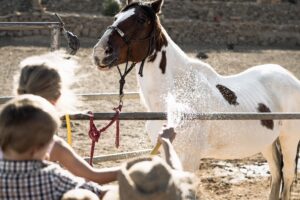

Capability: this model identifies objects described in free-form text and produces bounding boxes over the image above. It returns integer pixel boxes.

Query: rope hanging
[88,104,122,166]
[87,16,157,164]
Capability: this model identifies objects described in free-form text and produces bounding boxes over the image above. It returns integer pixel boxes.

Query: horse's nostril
[105,46,113,55]
[94,56,100,65]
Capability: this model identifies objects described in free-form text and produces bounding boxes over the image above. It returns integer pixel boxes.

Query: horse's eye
[137,17,146,24]
[114,17,117,21]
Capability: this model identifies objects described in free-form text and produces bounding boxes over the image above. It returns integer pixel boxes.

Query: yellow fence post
[65,114,72,145]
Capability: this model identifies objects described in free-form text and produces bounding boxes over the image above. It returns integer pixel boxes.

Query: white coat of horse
[93,1,300,199]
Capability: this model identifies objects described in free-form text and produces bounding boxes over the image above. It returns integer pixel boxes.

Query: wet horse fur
[93,1,300,199]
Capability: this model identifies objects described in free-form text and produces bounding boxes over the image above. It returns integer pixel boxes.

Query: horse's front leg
[262,139,282,200]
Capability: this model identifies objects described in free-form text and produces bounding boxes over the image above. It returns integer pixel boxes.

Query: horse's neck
[136,27,218,111]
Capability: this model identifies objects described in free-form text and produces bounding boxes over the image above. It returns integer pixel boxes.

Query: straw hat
[61,189,99,200]
[115,156,197,200]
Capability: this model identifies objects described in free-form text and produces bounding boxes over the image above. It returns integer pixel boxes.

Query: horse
[92,0,300,199]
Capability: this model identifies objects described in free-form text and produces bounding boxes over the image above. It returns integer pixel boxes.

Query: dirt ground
[0,36,300,199]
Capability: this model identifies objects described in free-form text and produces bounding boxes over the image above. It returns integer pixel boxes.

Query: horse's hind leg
[262,139,283,200]
[279,134,299,200]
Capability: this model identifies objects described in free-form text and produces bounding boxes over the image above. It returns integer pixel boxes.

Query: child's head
[14,51,79,114]
[0,94,60,155]
[17,63,61,103]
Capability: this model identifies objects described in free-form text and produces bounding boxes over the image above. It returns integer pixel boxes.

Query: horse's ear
[150,0,164,14]
[126,0,133,5]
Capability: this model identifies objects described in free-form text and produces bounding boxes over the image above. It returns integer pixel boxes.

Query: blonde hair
[14,51,80,115]
[0,94,60,153]
[17,63,61,102]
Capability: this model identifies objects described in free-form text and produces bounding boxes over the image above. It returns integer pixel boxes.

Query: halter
[106,19,156,100]
[87,9,158,166]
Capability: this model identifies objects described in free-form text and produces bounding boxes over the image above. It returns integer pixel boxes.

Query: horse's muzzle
[93,54,117,69]
[93,44,118,69]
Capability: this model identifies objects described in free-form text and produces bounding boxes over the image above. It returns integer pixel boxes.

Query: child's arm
[158,127,183,171]
[50,135,120,184]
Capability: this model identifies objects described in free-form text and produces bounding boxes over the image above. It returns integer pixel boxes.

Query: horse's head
[93,0,165,70]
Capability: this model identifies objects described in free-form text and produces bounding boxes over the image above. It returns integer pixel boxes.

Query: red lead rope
[88,104,122,166]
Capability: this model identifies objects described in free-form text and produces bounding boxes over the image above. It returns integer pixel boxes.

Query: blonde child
[0,95,104,199]
[10,52,119,184]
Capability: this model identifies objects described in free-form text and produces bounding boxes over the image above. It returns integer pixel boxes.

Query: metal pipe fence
[0,92,140,104]
[0,22,62,50]
[3,93,300,121]
[68,112,300,121]
[84,149,152,163]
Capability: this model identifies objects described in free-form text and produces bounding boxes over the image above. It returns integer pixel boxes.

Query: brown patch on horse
[159,50,166,74]
[216,84,239,106]
[257,103,274,130]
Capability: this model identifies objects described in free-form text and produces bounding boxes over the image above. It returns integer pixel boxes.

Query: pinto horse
[93,0,300,199]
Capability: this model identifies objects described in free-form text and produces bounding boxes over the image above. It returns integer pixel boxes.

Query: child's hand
[158,126,176,143]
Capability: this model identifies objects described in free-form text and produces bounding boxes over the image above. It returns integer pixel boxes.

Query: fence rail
[0,92,140,104]
[0,22,62,30]
[69,112,300,121]
[78,92,140,101]
[84,149,152,163]
[0,21,62,50]
[3,93,300,121]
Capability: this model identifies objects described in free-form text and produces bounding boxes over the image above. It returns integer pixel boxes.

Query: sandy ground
[0,36,300,199]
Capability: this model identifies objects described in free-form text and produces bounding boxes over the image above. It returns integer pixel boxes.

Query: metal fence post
[50,25,61,51]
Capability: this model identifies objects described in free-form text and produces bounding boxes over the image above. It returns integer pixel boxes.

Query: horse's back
[175,63,300,168]
[223,64,300,111]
